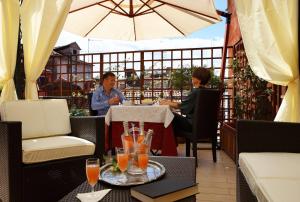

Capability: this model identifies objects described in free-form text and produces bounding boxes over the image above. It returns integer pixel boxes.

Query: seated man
[91,72,126,115]
[159,67,211,137]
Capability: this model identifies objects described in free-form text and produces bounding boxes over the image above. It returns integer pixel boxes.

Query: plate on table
[138,103,154,106]
[140,99,155,105]
[99,160,165,186]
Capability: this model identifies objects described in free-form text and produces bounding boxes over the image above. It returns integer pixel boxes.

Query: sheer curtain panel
[20,0,72,99]
[0,0,19,103]
[235,0,299,122]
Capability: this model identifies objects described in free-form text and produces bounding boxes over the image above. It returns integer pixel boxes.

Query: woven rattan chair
[88,92,98,116]
[0,100,105,202]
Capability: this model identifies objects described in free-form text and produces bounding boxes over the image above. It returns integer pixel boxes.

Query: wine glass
[86,158,100,194]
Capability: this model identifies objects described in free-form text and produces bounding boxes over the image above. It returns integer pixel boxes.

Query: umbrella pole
[217,10,231,89]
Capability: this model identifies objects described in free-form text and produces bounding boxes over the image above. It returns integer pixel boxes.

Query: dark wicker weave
[236,120,300,202]
[87,92,98,116]
[0,116,105,202]
[59,156,196,202]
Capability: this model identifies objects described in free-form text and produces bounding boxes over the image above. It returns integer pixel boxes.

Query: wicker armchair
[236,120,300,202]
[0,100,105,202]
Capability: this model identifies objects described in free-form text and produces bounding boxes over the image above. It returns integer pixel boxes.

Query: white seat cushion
[0,99,71,139]
[256,179,300,202]
[22,136,95,164]
[239,153,300,199]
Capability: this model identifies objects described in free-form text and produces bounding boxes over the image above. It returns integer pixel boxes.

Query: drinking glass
[121,134,134,154]
[86,158,100,194]
[116,147,129,173]
[138,153,149,171]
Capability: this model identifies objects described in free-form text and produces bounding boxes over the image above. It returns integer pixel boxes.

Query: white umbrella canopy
[63,0,221,41]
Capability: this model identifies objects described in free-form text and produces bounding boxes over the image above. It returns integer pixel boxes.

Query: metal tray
[99,160,165,186]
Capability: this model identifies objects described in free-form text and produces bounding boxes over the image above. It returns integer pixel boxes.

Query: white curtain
[235,0,299,122]
[21,0,72,99]
[0,0,19,104]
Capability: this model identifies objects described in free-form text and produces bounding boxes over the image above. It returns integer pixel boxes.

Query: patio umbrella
[63,0,221,41]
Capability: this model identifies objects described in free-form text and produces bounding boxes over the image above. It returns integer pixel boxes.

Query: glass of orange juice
[122,135,134,153]
[116,147,129,174]
[86,158,100,194]
[138,153,149,172]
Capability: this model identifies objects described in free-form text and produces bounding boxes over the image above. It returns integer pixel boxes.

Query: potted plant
[221,57,274,162]
[69,92,89,116]
[232,58,274,121]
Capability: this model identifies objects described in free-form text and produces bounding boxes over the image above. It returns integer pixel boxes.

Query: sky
[56,0,228,53]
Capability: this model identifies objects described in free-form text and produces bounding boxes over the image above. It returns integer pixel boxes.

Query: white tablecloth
[105,105,174,128]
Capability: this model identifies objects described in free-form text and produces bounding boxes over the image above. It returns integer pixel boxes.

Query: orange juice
[117,153,129,172]
[138,122,145,144]
[138,153,149,170]
[138,143,148,154]
[86,165,99,186]
[137,135,145,144]
[123,135,133,151]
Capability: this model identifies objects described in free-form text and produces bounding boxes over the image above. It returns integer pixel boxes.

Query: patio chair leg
[186,139,191,157]
[212,134,217,162]
[109,124,115,155]
[192,141,198,166]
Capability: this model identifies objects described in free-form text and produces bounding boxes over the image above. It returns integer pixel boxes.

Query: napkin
[76,189,111,202]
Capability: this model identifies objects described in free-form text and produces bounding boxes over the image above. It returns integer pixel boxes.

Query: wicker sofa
[236,120,300,202]
[0,99,105,202]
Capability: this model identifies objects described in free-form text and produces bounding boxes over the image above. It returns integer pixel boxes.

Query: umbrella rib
[69,0,109,13]
[154,0,220,21]
[84,0,126,37]
[73,1,128,16]
[134,0,152,15]
[138,0,185,36]
[98,4,128,16]
[135,4,163,16]
[109,0,129,16]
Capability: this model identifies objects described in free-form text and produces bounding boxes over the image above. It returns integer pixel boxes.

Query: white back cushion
[0,99,71,139]
[41,99,71,137]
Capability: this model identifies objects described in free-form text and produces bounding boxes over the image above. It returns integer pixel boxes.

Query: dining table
[104,104,178,156]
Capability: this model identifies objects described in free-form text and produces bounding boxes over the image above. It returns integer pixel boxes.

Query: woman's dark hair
[192,67,211,85]
[103,72,116,80]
